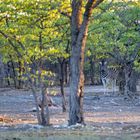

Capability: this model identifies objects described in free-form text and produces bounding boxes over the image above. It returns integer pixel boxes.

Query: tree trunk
[69,45,85,125]
[41,89,47,125]
[44,92,50,125]
[40,88,50,126]
[6,62,11,87]
[118,64,137,96]
[118,67,125,95]
[129,71,137,93]
[38,65,50,126]
[69,9,88,125]
[31,85,42,124]
[0,55,5,87]
[9,60,17,88]
[24,62,42,125]
[64,61,70,85]
[124,63,133,98]
[64,40,70,85]
[18,61,23,89]
[89,57,95,85]
[59,60,67,112]
[39,31,50,126]
[69,0,104,125]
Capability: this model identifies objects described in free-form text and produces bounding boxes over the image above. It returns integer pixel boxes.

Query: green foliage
[0,0,140,84]
[87,0,140,66]
[0,0,71,81]
[134,60,140,72]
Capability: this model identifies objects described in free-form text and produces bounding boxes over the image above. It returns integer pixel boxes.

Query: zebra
[99,60,119,94]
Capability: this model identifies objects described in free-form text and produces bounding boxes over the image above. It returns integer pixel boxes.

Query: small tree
[0,0,61,125]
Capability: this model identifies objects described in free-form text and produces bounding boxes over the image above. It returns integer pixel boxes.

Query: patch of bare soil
[0,86,140,136]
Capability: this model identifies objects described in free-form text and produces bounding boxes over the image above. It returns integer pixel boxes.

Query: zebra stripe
[99,60,119,94]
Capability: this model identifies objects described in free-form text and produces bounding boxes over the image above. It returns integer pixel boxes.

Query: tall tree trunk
[6,62,11,87]
[0,55,5,87]
[124,63,133,98]
[64,61,69,85]
[18,61,22,89]
[64,40,70,85]
[118,67,125,95]
[129,71,137,93]
[69,0,103,125]
[89,57,95,85]
[59,60,67,112]
[9,59,17,88]
[69,45,85,125]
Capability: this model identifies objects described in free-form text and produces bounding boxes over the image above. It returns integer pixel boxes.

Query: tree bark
[64,40,70,85]
[64,60,70,85]
[89,57,95,85]
[6,62,11,87]
[124,63,134,98]
[69,0,103,125]
[69,45,85,125]
[40,88,50,126]
[30,84,42,124]
[129,71,137,93]
[38,32,50,126]
[59,60,67,112]
[18,61,23,89]
[118,67,125,95]
[0,55,5,87]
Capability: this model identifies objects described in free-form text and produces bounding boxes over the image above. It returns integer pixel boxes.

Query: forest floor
[0,86,140,140]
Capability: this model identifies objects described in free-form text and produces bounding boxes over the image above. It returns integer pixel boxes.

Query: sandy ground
[0,86,140,136]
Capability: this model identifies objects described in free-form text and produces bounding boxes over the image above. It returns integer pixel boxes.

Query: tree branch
[130,43,140,62]
[58,10,71,19]
[92,0,104,9]
[77,0,104,43]
[0,30,22,58]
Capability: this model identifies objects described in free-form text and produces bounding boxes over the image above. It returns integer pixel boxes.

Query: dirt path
[0,86,140,134]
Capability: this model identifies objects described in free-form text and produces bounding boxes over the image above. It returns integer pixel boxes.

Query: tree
[87,0,140,97]
[0,0,61,126]
[69,0,104,125]
[48,13,71,112]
